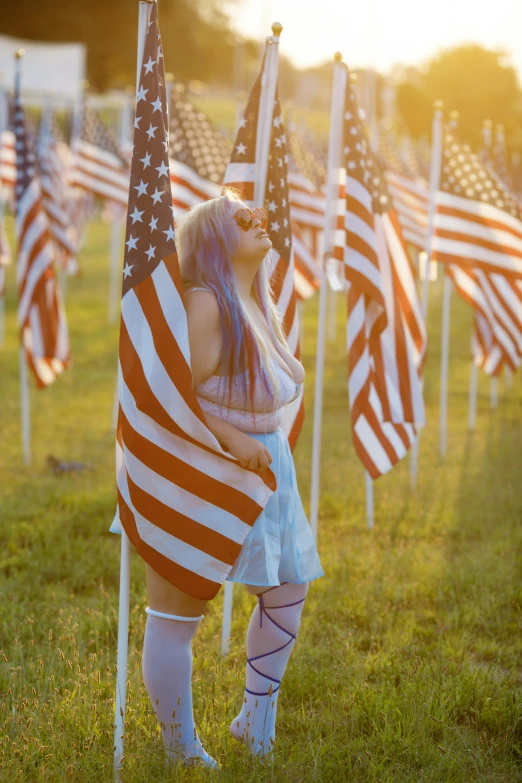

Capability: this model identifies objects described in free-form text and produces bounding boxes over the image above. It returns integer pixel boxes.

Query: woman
[140,189,324,768]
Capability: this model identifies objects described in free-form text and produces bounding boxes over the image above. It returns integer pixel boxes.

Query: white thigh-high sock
[230,581,309,757]
[142,607,218,769]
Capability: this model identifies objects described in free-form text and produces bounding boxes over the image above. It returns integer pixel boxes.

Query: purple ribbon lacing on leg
[244,582,306,698]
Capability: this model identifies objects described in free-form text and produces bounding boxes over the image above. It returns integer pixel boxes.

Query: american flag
[0,128,16,196]
[334,68,426,478]
[447,263,522,375]
[377,123,429,253]
[433,128,522,277]
[70,105,130,207]
[167,86,318,303]
[38,107,78,275]
[287,126,326,298]
[434,127,522,375]
[0,214,11,298]
[223,54,305,449]
[168,85,226,213]
[288,124,327,189]
[114,2,277,601]
[14,67,70,387]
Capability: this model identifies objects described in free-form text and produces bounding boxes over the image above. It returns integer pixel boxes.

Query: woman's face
[231,203,272,263]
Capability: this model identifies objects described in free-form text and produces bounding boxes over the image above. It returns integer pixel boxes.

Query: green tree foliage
[396,44,522,152]
[0,0,256,91]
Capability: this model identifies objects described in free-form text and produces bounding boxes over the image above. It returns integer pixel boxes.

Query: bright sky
[228,0,522,76]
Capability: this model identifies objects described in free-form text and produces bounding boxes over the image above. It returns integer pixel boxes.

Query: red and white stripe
[447,265,522,375]
[17,179,70,387]
[288,170,325,232]
[385,170,429,252]
[264,243,304,448]
[39,137,78,275]
[292,223,321,300]
[433,190,522,278]
[169,158,220,217]
[0,130,16,194]
[335,173,426,478]
[70,140,130,207]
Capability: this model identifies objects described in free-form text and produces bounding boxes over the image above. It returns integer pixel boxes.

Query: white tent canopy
[0,34,86,104]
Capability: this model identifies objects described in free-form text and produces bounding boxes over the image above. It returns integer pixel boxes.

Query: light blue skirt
[109,428,324,589]
[225,428,324,587]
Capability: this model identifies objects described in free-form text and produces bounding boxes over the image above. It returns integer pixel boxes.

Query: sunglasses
[233,207,268,232]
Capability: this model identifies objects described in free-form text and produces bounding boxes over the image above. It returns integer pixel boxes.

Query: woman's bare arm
[184,289,272,470]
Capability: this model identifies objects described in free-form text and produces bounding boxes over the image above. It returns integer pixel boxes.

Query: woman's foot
[229,693,277,758]
[167,732,220,769]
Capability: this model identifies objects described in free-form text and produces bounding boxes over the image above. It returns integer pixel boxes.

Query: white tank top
[187,286,302,433]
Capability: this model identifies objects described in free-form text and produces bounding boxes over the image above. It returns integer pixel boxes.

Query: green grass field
[1,219,521,782]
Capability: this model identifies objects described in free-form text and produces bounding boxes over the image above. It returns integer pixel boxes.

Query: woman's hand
[226,430,273,471]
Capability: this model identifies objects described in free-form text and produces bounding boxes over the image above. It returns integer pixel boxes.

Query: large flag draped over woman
[113,2,277,601]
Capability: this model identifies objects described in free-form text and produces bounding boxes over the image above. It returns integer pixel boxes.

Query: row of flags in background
[378,114,522,379]
[3,18,522,513]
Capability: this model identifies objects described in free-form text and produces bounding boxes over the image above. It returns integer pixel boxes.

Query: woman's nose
[251,218,262,229]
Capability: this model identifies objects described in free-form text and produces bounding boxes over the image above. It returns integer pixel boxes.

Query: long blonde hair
[176,188,290,409]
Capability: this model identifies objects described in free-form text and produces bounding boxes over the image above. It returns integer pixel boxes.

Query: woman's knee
[145,564,210,617]
[243,581,310,600]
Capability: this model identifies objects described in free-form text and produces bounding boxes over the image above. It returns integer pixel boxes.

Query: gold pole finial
[165,72,174,83]
[15,48,25,60]
[81,78,90,91]
[433,99,444,111]
[483,118,493,129]
[350,72,358,84]
[271,22,282,37]
[334,52,343,62]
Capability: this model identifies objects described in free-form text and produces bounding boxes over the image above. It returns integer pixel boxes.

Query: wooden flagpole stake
[309,53,346,541]
[113,4,151,779]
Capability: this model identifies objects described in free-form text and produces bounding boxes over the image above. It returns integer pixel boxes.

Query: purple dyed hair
[176,189,289,411]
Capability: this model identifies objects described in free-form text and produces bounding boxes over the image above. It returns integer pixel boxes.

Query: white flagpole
[490,376,498,408]
[468,359,478,430]
[326,284,337,342]
[480,119,500,412]
[410,101,443,488]
[221,23,282,657]
[108,95,131,325]
[113,4,150,778]
[19,345,31,465]
[365,471,374,529]
[439,273,452,456]
[0,78,7,348]
[309,53,346,541]
[15,51,32,466]
[439,109,458,458]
